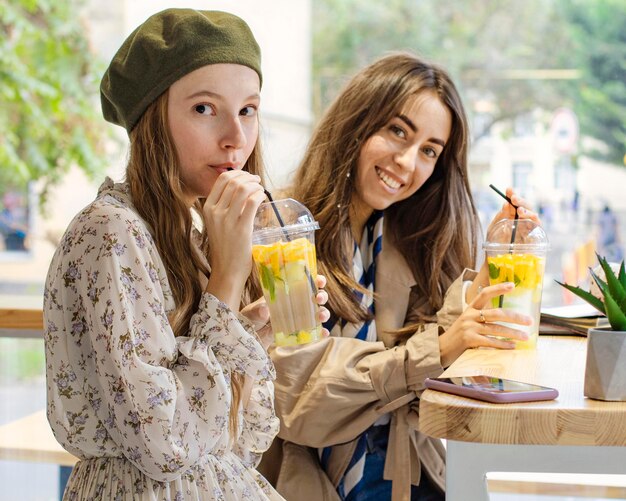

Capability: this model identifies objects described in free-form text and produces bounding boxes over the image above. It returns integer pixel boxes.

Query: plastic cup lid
[252,198,319,242]
[482,218,549,253]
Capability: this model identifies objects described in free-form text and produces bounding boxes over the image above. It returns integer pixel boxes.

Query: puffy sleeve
[233,378,279,467]
[188,309,279,468]
[44,201,275,482]
[181,300,279,470]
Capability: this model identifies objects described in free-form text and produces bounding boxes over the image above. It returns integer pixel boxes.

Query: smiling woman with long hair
[260,53,539,500]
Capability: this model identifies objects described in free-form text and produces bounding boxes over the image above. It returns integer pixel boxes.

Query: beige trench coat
[258,232,476,501]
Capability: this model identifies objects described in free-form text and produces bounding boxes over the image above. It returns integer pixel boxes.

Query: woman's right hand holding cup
[438,282,533,368]
[203,169,266,309]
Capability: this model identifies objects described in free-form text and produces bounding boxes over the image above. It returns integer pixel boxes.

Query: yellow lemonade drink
[487,252,546,349]
[252,237,321,346]
[484,218,549,350]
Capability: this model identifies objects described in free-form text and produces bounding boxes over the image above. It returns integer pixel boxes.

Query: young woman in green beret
[43,8,327,500]
[260,53,538,500]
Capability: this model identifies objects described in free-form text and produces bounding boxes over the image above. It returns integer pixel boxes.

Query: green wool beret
[100,9,262,133]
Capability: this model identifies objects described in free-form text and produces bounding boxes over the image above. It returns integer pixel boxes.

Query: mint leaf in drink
[489,262,500,279]
[259,263,276,302]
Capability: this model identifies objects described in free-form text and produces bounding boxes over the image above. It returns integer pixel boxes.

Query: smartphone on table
[424,375,558,403]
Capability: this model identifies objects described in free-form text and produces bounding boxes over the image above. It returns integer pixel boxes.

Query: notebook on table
[539,303,609,336]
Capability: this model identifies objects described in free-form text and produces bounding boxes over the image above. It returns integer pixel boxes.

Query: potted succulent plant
[557,255,626,401]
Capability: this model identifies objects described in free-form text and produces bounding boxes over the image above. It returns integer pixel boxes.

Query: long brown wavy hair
[291,53,478,326]
[127,91,264,435]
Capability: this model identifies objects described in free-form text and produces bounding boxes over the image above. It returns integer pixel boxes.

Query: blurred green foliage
[0,0,108,206]
[0,338,45,382]
[563,0,626,166]
[313,0,625,166]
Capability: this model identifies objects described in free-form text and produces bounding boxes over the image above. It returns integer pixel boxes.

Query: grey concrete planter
[584,328,626,401]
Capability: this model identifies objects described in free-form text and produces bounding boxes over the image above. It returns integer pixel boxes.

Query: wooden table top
[0,410,77,466]
[0,307,43,330]
[419,336,626,447]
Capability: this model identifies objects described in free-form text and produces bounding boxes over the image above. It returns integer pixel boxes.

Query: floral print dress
[43,179,283,500]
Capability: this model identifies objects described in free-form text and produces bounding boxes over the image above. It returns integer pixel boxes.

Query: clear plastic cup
[252,198,321,346]
[483,219,549,349]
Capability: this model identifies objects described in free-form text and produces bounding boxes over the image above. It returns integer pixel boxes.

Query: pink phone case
[424,376,559,403]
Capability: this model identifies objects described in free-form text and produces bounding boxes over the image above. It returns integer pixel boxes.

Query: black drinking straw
[489,184,519,245]
[262,189,291,241]
[489,184,520,307]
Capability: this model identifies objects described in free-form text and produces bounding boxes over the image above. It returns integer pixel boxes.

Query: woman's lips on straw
[210,165,233,174]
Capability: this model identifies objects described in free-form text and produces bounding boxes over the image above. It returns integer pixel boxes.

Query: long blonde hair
[291,53,478,326]
[127,91,264,435]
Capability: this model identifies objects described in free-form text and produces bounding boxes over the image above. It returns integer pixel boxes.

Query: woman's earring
[346,172,351,178]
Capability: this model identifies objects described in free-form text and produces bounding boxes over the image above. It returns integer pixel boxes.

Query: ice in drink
[252,199,321,346]
[484,219,549,349]
[487,252,546,349]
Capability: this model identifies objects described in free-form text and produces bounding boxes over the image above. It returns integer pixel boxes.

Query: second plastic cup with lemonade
[483,219,549,349]
[252,198,321,346]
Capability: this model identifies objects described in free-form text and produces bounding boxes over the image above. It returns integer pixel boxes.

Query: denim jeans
[340,423,444,501]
